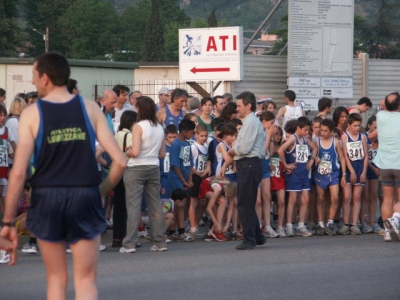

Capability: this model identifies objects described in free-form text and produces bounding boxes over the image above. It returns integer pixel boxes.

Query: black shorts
[27,186,106,244]
[190,174,203,198]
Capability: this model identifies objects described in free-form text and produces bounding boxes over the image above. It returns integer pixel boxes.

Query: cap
[158,87,170,95]
[257,96,273,104]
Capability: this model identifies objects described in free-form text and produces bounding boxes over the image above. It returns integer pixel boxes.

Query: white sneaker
[263,226,279,238]
[384,218,400,242]
[119,247,136,253]
[286,226,295,237]
[372,223,385,235]
[99,244,106,251]
[296,226,312,237]
[384,230,392,242]
[138,228,148,238]
[150,245,167,252]
[21,243,38,254]
[276,227,287,238]
[0,250,10,264]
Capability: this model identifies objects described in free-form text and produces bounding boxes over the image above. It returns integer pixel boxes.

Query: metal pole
[278,42,288,56]
[209,81,214,97]
[243,0,285,53]
[45,27,49,52]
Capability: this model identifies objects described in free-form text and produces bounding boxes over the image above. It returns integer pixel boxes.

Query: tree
[141,0,165,62]
[207,9,218,27]
[0,0,25,57]
[269,14,288,55]
[58,0,120,60]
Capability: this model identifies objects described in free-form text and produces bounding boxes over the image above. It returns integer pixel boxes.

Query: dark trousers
[236,157,263,246]
[112,178,127,241]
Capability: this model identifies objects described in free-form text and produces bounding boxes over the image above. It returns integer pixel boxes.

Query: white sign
[179,27,243,81]
[289,77,321,87]
[296,98,319,111]
[322,78,352,87]
[321,88,353,98]
[291,88,321,98]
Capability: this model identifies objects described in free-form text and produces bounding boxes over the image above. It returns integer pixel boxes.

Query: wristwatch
[1,221,16,227]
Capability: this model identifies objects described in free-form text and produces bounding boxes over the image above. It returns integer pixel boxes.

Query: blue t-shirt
[168,138,193,191]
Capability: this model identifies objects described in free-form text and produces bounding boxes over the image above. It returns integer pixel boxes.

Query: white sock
[318,221,325,228]
[393,212,400,221]
[298,222,305,228]
[190,227,197,233]
[328,219,334,225]
[266,225,272,230]
[286,223,292,228]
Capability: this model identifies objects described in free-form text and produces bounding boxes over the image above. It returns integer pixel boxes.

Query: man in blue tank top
[0,52,126,299]
[157,88,187,130]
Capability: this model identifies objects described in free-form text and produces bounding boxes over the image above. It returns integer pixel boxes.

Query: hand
[0,226,18,266]
[373,167,380,176]
[267,125,277,136]
[315,157,321,165]
[220,168,226,178]
[340,176,347,187]
[222,225,229,232]
[350,171,357,184]
[285,163,296,172]
[360,171,366,183]
[270,165,276,172]
[306,160,313,170]
[187,180,193,188]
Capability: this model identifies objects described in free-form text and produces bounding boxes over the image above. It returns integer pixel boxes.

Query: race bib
[295,144,308,163]
[347,141,364,161]
[368,148,377,162]
[318,160,332,175]
[0,145,8,167]
[265,151,270,160]
[270,157,280,178]
[163,153,170,173]
[179,146,191,167]
[197,155,207,171]
[225,164,234,174]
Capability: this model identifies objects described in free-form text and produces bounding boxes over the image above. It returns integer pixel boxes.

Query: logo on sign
[323,89,332,96]
[183,34,201,57]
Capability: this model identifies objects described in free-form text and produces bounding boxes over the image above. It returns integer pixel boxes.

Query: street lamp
[33,27,49,53]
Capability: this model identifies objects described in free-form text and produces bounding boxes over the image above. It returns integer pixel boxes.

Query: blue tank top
[285,134,308,177]
[193,143,208,172]
[216,141,236,182]
[30,95,101,187]
[164,106,184,130]
[317,137,340,173]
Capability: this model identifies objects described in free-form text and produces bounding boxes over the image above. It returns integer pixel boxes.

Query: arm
[335,139,347,187]
[360,135,369,183]
[314,140,321,165]
[341,134,356,184]
[126,123,142,158]
[306,137,317,170]
[223,197,234,232]
[206,187,223,231]
[277,135,296,172]
[159,138,166,159]
[275,106,286,127]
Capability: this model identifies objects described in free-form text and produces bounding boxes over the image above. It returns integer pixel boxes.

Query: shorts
[346,159,365,185]
[262,159,271,179]
[27,186,106,244]
[367,163,379,180]
[160,175,170,198]
[314,170,340,189]
[190,174,203,197]
[198,179,222,199]
[285,178,310,191]
[381,169,400,187]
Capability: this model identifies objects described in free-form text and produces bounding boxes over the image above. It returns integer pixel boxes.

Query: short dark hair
[218,123,237,139]
[236,91,256,112]
[119,110,137,131]
[67,78,78,94]
[357,97,372,108]
[385,92,400,112]
[347,113,362,125]
[196,124,208,134]
[320,118,335,131]
[229,118,243,128]
[366,115,376,131]
[211,117,225,130]
[214,122,225,133]
[200,96,214,107]
[165,124,178,135]
[220,102,237,122]
[178,119,196,132]
[259,111,275,122]
[184,113,197,121]
[34,52,70,86]
[0,104,7,116]
[222,93,233,101]
[136,96,158,126]
[332,106,349,126]
[284,90,296,102]
[113,84,130,96]
[285,120,297,134]
[0,88,5,97]
[312,116,324,125]
[296,116,311,129]
[262,100,276,110]
[171,88,189,103]
[318,97,332,112]
[213,95,224,104]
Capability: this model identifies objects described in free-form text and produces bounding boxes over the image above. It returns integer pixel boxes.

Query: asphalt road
[1,232,399,300]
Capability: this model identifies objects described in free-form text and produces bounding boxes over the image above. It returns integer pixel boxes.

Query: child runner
[160,125,178,198]
[278,117,317,237]
[216,124,237,182]
[339,113,368,235]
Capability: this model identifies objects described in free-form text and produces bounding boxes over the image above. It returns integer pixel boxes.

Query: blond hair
[9,97,27,116]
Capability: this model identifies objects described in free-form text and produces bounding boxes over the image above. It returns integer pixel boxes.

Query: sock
[328,219,334,225]
[298,222,305,228]
[286,223,292,228]
[29,237,37,244]
[277,226,283,230]
[393,212,400,221]
[178,228,185,235]
[334,219,340,224]
[190,226,197,233]
[318,221,324,228]
[345,224,352,227]
[266,225,272,230]
[167,230,175,236]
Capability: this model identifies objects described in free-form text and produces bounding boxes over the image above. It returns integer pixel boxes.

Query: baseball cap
[158,87,170,95]
[257,96,272,104]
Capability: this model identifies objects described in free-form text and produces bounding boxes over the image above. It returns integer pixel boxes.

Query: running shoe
[0,250,10,264]
[296,226,312,237]
[183,231,195,242]
[263,226,279,238]
[231,231,244,240]
[204,233,215,242]
[315,225,325,236]
[150,245,167,252]
[338,224,350,235]
[325,224,337,236]
[21,243,38,254]
[212,230,228,242]
[99,244,106,251]
[119,247,136,253]
[286,226,295,237]
[361,224,373,234]
[350,225,362,235]
[276,227,287,237]
[138,228,148,238]
[372,223,385,235]
[384,229,392,242]
[194,228,206,239]
[384,218,400,242]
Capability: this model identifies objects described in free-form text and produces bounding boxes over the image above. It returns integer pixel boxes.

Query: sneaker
[315,225,325,236]
[138,228,148,238]
[263,226,279,238]
[0,250,10,264]
[231,231,244,240]
[307,223,316,231]
[276,227,287,237]
[21,243,38,254]
[350,225,362,235]
[119,247,136,253]
[338,224,350,235]
[286,226,295,237]
[296,226,312,237]
[325,224,337,236]
[384,218,400,242]
[372,223,385,235]
[362,224,373,234]
[112,240,122,248]
[204,233,215,242]
[150,245,167,252]
[183,231,195,242]
[99,244,106,251]
[175,233,187,241]
[194,228,206,239]
[106,219,113,229]
[384,229,392,242]
[66,246,72,254]
[212,230,228,242]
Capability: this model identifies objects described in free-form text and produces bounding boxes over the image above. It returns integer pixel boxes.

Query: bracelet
[1,221,15,227]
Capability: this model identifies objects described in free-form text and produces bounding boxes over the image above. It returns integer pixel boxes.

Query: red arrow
[190,67,230,74]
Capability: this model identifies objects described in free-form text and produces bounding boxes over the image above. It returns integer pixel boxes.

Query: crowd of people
[0,52,400,299]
